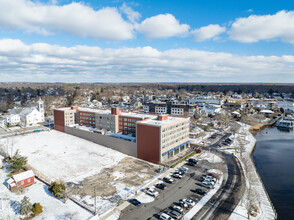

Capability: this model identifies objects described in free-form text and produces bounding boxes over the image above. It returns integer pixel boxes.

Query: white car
[146,189,159,197]
[201,182,213,188]
[159,213,174,220]
[172,205,183,213]
[205,176,216,182]
[181,199,195,207]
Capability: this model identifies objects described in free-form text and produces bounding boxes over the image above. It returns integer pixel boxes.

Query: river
[253,126,294,220]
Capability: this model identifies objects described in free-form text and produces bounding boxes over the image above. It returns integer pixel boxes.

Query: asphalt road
[192,133,245,220]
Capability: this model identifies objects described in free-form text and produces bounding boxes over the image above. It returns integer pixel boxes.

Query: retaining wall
[64,126,137,157]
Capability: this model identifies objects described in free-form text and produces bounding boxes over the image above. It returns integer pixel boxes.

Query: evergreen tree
[20,196,32,216]
[7,150,28,173]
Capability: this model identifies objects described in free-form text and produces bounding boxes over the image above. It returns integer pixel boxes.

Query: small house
[7,170,35,191]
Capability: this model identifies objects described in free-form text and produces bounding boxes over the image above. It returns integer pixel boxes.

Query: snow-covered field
[0,130,159,217]
[0,130,127,182]
[0,168,93,220]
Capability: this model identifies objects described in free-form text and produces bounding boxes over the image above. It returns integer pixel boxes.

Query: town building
[53,106,78,132]
[5,114,21,125]
[137,115,190,163]
[143,100,197,116]
[53,107,190,164]
[7,99,45,126]
[7,170,35,191]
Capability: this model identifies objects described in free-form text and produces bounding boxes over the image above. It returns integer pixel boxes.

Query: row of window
[119,118,138,123]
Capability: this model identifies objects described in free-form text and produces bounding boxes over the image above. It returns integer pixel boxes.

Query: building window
[28,178,30,183]
[21,181,24,185]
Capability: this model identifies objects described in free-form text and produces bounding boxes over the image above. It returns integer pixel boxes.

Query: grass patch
[7,173,13,177]
[171,151,196,168]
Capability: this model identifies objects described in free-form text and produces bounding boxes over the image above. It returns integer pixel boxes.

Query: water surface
[253,127,294,220]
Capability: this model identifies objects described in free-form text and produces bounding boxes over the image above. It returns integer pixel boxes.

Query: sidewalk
[227,123,277,220]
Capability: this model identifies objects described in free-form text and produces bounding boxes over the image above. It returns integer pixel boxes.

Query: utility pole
[94,186,97,215]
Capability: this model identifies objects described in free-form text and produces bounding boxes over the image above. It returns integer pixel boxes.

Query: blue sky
[0,0,294,82]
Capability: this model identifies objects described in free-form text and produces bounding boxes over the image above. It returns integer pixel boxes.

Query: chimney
[71,106,79,110]
[111,107,120,115]
[157,115,168,121]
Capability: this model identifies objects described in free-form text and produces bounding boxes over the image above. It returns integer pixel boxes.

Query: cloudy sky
[0,0,294,83]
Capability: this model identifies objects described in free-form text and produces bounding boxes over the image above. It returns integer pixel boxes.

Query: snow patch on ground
[112,171,124,180]
[196,152,223,163]
[104,210,121,220]
[136,193,155,203]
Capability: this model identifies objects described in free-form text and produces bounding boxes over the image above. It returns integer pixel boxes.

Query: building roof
[12,170,34,183]
[260,109,274,114]
[19,108,36,117]
[78,107,112,115]
[137,116,188,127]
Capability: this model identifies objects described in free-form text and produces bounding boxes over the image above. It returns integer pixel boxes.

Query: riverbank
[228,123,277,220]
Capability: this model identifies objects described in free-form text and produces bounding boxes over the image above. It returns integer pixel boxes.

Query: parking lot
[119,156,226,220]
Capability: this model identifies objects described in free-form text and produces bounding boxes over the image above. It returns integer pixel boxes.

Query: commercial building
[144,100,197,116]
[53,106,78,132]
[137,115,190,163]
[53,107,190,164]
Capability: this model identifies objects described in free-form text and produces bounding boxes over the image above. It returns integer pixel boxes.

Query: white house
[8,99,45,126]
[5,114,20,125]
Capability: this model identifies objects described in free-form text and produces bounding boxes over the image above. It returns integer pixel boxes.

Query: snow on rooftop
[78,107,112,115]
[13,170,34,183]
[0,130,127,183]
[138,116,188,126]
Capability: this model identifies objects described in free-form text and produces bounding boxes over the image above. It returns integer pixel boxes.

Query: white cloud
[120,3,141,24]
[0,39,294,83]
[0,0,134,40]
[136,14,190,39]
[229,10,294,44]
[192,24,226,42]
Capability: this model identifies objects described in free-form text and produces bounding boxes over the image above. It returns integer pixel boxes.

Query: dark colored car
[163,177,174,184]
[186,162,196,167]
[129,199,141,206]
[156,183,167,190]
[188,158,198,164]
[196,188,207,195]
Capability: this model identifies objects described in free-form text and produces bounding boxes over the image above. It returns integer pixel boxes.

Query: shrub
[20,196,32,216]
[32,203,43,214]
[7,150,27,173]
[195,148,202,154]
[49,181,66,199]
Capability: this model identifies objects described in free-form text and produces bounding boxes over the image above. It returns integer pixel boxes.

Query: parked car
[129,199,141,206]
[179,200,189,208]
[156,183,167,190]
[180,199,195,207]
[195,188,207,195]
[159,213,174,220]
[204,176,216,183]
[188,158,198,164]
[174,171,185,176]
[165,210,181,219]
[179,167,189,173]
[186,162,196,167]
[146,188,159,197]
[201,182,213,188]
[171,205,183,213]
[172,173,183,179]
[163,177,174,184]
